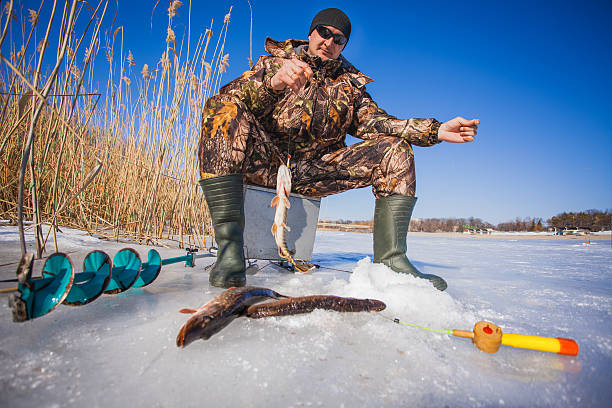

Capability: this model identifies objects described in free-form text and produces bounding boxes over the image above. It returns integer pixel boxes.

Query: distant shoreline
[317,228,611,241]
[408,231,611,241]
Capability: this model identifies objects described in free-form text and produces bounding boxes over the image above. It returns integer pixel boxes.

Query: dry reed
[0,0,233,256]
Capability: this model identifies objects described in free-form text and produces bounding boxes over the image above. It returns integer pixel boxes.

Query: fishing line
[378,314,452,335]
[254,261,273,273]
[245,260,274,274]
[0,250,79,268]
[313,264,353,274]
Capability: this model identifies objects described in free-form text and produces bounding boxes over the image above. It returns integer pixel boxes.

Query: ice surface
[0,226,610,407]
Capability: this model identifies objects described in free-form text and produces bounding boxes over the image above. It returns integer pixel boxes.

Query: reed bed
[0,0,233,256]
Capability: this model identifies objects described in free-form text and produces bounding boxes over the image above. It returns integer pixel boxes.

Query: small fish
[271,164,315,273]
[245,295,386,318]
[176,286,286,347]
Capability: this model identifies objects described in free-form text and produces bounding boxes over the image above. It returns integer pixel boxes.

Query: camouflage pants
[199,95,418,198]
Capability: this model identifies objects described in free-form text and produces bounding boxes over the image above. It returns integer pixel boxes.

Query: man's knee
[201,95,250,140]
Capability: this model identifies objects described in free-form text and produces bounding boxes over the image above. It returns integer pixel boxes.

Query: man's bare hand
[438,117,480,143]
[270,58,313,94]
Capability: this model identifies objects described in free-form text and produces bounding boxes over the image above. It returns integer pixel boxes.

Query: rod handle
[502,333,579,356]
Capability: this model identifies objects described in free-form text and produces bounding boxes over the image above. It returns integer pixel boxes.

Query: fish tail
[294,261,315,273]
[279,251,314,274]
[279,247,299,268]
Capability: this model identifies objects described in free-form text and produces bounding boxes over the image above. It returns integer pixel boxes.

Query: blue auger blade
[132,249,162,288]
[64,250,112,306]
[10,253,75,322]
[105,248,141,294]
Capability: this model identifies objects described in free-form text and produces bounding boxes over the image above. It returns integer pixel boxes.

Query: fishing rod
[2,247,215,322]
[381,315,579,356]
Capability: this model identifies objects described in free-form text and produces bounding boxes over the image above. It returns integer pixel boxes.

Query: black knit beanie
[309,8,351,41]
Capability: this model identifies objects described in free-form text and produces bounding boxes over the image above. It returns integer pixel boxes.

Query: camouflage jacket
[217,38,441,159]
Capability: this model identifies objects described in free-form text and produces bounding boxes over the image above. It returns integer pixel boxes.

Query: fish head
[176,312,238,347]
[276,164,292,197]
[371,299,386,311]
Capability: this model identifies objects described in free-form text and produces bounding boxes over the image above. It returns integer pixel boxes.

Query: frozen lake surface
[1,227,610,407]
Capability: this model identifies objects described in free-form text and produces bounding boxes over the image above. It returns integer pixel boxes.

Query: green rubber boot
[373,195,448,291]
[199,174,247,288]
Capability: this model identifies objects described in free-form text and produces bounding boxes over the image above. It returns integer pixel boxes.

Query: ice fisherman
[198,8,479,291]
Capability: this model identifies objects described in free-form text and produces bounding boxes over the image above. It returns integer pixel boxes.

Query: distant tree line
[496,217,544,232]
[327,210,611,233]
[547,209,611,232]
[407,210,611,233]
[409,217,493,232]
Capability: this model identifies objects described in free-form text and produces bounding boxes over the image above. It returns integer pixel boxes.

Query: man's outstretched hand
[438,117,480,143]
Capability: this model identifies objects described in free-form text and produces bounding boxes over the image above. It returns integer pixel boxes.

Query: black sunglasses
[315,25,348,45]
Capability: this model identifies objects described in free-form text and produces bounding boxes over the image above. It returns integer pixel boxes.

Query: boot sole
[380,259,448,291]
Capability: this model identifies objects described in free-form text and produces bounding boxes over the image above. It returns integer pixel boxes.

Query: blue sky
[19,0,612,224]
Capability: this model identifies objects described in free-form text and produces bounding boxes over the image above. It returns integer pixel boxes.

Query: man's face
[308,25,346,61]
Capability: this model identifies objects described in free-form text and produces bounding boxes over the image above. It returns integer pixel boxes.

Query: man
[199,8,479,290]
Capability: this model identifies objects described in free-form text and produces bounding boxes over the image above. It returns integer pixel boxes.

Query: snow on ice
[0,226,610,407]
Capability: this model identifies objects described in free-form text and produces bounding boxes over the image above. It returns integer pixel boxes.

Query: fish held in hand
[176,286,286,347]
[270,164,315,273]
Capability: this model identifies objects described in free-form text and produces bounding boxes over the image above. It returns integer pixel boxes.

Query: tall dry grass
[0,0,233,256]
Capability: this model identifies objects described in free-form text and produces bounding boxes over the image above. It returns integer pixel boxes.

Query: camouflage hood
[264,37,373,88]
